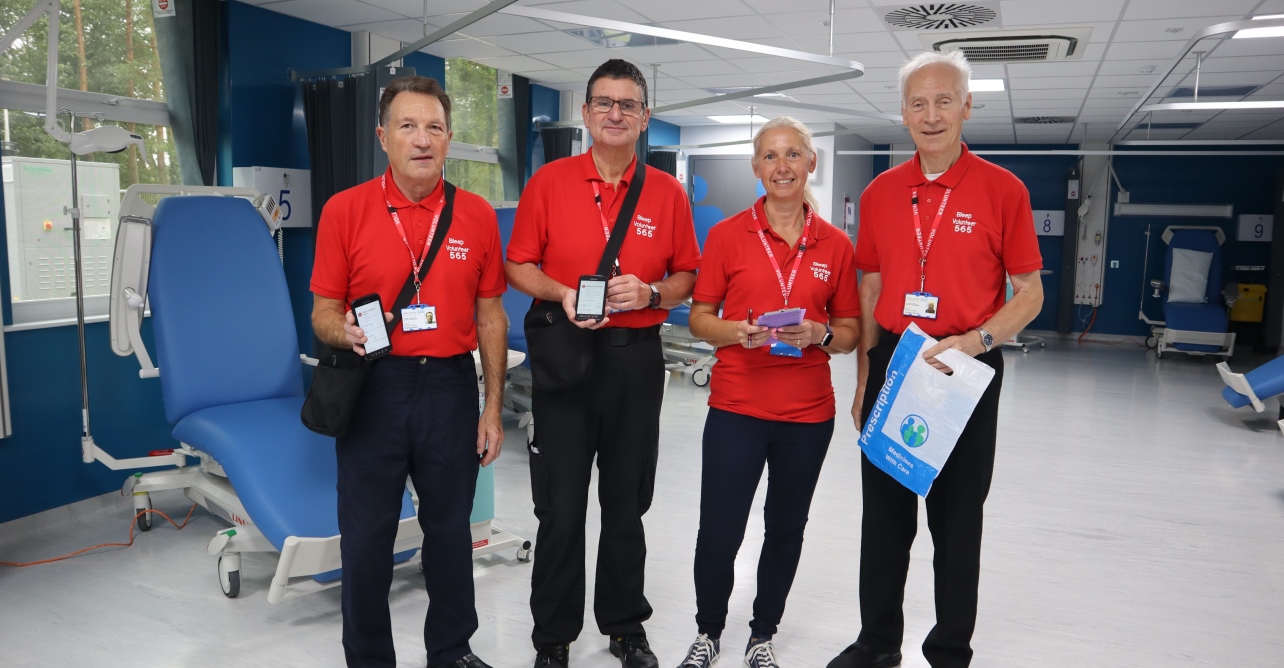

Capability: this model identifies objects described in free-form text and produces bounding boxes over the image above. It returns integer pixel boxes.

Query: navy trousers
[528,331,665,647]
[694,407,833,640]
[857,329,1005,668]
[336,353,480,667]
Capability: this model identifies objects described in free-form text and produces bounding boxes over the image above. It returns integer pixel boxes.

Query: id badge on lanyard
[382,175,445,333]
[903,186,951,321]
[750,203,812,357]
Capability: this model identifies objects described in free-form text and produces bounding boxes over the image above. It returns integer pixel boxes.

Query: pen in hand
[747,309,754,348]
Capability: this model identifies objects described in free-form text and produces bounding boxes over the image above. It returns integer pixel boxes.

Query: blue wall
[648,117,680,147]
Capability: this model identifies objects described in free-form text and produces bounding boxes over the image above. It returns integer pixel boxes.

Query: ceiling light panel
[708,114,771,124]
[970,79,1006,92]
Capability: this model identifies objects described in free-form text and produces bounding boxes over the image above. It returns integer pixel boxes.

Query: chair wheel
[135,494,152,532]
[692,368,710,387]
[218,555,241,598]
[517,541,533,563]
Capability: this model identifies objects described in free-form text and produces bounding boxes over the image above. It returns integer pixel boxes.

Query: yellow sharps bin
[1230,283,1267,322]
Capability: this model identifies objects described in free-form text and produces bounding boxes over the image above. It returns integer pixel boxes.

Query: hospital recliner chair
[1151,226,1235,359]
[1217,357,1284,435]
[110,186,529,602]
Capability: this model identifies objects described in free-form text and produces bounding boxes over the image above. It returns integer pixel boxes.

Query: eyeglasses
[588,96,646,116]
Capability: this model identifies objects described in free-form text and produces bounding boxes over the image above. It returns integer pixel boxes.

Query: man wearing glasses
[507,59,701,668]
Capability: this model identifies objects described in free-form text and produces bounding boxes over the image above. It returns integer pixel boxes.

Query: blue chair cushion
[1223,356,1284,409]
[1163,301,1227,353]
[150,196,303,424]
[667,304,691,327]
[172,396,416,579]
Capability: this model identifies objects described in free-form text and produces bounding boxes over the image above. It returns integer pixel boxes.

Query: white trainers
[677,633,720,667]
[743,639,779,668]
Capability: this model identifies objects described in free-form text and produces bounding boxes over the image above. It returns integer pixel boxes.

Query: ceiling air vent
[921,27,1092,62]
[936,35,1075,62]
[1015,116,1077,124]
[884,4,997,30]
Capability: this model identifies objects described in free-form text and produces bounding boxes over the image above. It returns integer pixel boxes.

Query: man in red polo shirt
[311,76,505,668]
[506,59,700,668]
[827,52,1044,668]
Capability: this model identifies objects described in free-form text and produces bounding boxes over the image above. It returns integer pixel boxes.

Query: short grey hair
[899,51,972,103]
[751,115,820,213]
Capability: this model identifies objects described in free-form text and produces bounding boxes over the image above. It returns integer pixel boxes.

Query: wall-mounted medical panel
[2,157,120,303]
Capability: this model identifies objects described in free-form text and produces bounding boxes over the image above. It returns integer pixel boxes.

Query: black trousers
[336,354,480,668]
[528,327,664,647]
[857,329,1004,668]
[694,407,833,640]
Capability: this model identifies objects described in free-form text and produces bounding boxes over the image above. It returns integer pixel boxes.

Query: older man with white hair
[828,52,1044,668]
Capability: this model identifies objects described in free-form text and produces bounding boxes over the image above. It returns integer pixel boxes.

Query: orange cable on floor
[0,503,199,568]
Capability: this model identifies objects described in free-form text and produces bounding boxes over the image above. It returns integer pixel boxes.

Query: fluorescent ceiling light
[969,79,1005,92]
[1139,100,1284,112]
[1234,15,1284,38]
[708,115,771,124]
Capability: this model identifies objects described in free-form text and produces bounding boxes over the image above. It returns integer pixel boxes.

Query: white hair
[751,115,820,213]
[898,51,972,103]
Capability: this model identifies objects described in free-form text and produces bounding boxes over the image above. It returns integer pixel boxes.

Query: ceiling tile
[523,0,653,23]
[268,0,404,26]
[999,0,1125,25]
[1007,61,1103,78]
[455,14,554,37]
[1105,40,1187,60]
[659,15,784,40]
[627,0,757,22]
[422,37,514,60]
[487,31,602,55]
[1123,0,1259,21]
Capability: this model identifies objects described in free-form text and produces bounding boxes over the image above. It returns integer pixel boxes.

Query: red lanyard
[750,202,812,307]
[382,175,444,303]
[592,181,623,276]
[910,186,951,292]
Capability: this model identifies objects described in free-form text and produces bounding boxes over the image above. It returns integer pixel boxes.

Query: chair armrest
[300,354,318,367]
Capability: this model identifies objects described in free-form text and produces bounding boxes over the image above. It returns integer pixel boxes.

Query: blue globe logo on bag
[900,415,929,447]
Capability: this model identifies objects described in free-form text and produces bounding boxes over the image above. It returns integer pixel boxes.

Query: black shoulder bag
[301,182,458,437]
[523,160,647,391]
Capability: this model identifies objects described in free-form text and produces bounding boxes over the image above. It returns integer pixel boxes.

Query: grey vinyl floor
[2,339,1283,667]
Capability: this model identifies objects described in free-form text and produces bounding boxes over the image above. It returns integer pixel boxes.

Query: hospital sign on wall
[232,167,313,228]
[1032,210,1065,236]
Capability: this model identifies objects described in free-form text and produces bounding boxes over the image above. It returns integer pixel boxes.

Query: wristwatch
[820,323,834,347]
[976,327,994,352]
[647,283,662,309]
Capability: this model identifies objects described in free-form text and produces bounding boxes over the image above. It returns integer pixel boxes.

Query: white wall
[677,122,837,221]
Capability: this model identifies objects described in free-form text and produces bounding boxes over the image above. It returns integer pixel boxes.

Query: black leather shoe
[431,653,492,668]
[534,643,570,668]
[826,642,902,668]
[609,633,659,668]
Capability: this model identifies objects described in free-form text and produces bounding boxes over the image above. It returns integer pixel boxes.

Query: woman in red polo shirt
[678,116,861,668]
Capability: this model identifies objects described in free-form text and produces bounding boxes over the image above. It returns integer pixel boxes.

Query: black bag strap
[387,182,457,331]
[594,159,647,276]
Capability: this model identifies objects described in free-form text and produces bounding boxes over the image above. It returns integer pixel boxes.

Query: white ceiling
[244,0,1284,144]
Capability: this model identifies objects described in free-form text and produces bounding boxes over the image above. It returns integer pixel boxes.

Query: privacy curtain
[154,0,221,186]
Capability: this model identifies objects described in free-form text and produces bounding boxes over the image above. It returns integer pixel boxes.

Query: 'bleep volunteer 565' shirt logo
[953,211,977,234]
[446,237,469,261]
[811,261,831,282]
[634,214,656,238]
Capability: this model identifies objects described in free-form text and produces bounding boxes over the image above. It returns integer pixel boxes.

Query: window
[0,0,174,328]
[444,58,505,202]
[0,0,165,100]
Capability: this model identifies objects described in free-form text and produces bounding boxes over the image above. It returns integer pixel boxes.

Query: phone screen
[354,299,391,355]
[576,276,607,320]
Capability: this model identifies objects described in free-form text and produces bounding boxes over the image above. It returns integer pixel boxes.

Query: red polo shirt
[311,169,506,357]
[692,200,861,423]
[856,144,1041,337]
[507,148,701,329]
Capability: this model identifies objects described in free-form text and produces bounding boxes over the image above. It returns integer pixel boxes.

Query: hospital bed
[1147,226,1235,359]
[108,185,527,603]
